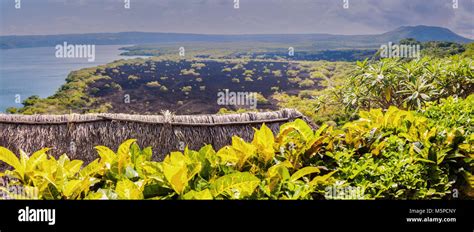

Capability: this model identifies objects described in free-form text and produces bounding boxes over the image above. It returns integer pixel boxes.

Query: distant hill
[0,25,471,50]
[376,25,472,43]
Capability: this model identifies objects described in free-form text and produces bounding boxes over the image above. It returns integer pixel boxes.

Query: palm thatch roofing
[0,109,312,165]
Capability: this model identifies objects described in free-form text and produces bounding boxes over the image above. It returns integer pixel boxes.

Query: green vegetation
[251,93,268,104]
[231,78,240,83]
[7,67,106,114]
[244,77,254,82]
[181,86,192,92]
[462,43,474,57]
[398,39,472,58]
[128,75,140,81]
[1,96,472,199]
[2,39,473,200]
[7,57,355,115]
[276,55,472,126]
[191,63,206,69]
[342,56,473,112]
[160,86,169,92]
[146,81,161,88]
[180,69,200,76]
[298,79,315,88]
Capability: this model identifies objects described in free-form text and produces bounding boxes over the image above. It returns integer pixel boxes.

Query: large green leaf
[252,124,275,163]
[162,152,189,195]
[182,189,213,200]
[79,159,102,177]
[309,171,337,186]
[117,139,137,175]
[94,146,116,167]
[231,136,256,169]
[62,180,83,198]
[117,139,137,158]
[64,160,84,177]
[26,148,49,173]
[115,179,143,199]
[216,146,239,165]
[279,119,314,142]
[0,147,23,177]
[264,162,291,196]
[210,172,260,199]
[289,167,321,182]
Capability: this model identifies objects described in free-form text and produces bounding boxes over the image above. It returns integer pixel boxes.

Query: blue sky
[0,0,472,38]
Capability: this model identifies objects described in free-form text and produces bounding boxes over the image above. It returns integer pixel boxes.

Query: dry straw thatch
[0,109,311,165]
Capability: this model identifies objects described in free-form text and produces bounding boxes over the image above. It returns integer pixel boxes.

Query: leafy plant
[342,56,473,112]
[1,98,472,199]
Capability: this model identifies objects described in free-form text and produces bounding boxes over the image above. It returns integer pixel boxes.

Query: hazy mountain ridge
[0,26,471,50]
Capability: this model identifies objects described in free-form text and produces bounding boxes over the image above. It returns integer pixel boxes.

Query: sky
[0,0,472,38]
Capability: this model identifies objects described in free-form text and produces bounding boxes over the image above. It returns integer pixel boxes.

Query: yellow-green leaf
[252,124,275,163]
[309,170,337,186]
[0,147,23,176]
[162,152,189,195]
[26,148,49,172]
[62,180,83,198]
[279,119,314,142]
[210,172,260,199]
[117,139,137,158]
[79,159,102,177]
[94,146,116,166]
[115,179,143,199]
[371,141,386,156]
[216,146,238,165]
[64,160,83,177]
[289,167,320,182]
[231,137,256,169]
[182,189,213,200]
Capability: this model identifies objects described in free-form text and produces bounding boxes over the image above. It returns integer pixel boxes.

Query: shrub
[310,71,326,79]
[251,93,268,104]
[181,86,192,92]
[191,63,206,70]
[272,70,282,77]
[90,87,100,94]
[298,79,315,88]
[146,81,161,88]
[128,75,140,81]
[286,70,298,77]
[0,104,471,200]
[341,56,473,112]
[110,82,122,91]
[160,86,169,92]
[180,69,199,76]
[288,77,302,84]
[243,70,254,76]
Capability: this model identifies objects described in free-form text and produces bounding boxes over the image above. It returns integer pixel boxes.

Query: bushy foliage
[342,56,473,112]
[1,100,471,199]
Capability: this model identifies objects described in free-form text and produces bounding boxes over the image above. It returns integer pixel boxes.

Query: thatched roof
[0,109,311,165]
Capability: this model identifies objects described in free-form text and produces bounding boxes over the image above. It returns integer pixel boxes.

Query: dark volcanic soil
[88,59,320,114]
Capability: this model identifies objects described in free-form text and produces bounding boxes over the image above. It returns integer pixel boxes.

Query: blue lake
[0,45,142,112]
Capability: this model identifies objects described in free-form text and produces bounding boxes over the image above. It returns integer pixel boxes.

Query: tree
[22,95,40,107]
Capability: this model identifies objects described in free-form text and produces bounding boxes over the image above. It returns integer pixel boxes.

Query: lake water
[0,45,143,112]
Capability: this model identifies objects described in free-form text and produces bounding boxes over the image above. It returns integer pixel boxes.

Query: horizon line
[0,25,457,38]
